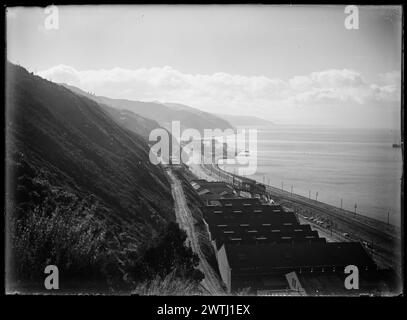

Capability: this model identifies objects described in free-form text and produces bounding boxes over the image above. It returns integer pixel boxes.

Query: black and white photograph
[4,4,403,299]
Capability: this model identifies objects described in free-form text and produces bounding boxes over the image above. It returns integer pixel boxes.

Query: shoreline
[219,163,401,228]
[190,161,402,273]
[216,160,400,232]
[219,125,402,226]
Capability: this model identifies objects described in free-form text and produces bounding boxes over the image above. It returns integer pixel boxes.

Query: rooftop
[212,198,262,206]
[203,203,284,214]
[204,211,298,226]
[223,242,376,271]
[208,223,313,238]
[296,269,397,295]
[190,180,236,200]
[213,230,324,249]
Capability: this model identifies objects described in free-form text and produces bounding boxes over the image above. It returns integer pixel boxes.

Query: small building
[208,198,263,207]
[190,180,237,201]
[287,268,399,296]
[231,175,259,194]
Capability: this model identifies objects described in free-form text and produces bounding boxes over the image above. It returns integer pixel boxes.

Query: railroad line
[198,162,401,271]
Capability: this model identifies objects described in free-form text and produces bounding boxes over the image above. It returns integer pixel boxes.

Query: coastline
[225,125,402,225]
[190,161,402,273]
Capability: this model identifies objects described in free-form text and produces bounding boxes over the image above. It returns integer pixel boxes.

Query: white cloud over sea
[38,65,401,126]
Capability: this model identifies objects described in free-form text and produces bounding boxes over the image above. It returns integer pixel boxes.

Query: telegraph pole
[309,190,311,199]
[387,211,390,225]
[281,182,284,191]
[235,130,238,156]
[315,192,318,201]
[354,203,357,215]
[340,198,343,210]
[291,185,293,196]
[330,219,333,237]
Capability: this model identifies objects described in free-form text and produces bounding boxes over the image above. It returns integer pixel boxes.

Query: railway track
[199,162,401,271]
[268,187,398,243]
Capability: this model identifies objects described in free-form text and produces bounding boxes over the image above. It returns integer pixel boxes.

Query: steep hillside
[63,84,162,140]
[5,63,175,290]
[63,85,187,164]
[63,85,234,134]
[100,105,160,141]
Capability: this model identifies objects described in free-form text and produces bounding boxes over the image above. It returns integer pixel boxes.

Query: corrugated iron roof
[223,243,375,271]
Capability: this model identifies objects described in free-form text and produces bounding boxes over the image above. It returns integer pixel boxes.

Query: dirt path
[167,169,224,295]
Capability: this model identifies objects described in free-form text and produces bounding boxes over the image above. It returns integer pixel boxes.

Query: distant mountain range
[63,85,234,134]
[215,113,275,127]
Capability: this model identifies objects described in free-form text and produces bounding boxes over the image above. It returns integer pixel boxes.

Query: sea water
[220,125,402,226]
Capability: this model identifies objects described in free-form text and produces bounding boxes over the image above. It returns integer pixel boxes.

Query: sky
[7,5,402,129]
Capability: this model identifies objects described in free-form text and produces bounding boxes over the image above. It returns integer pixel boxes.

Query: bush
[129,222,204,283]
[8,198,120,289]
[8,181,204,294]
[132,271,202,296]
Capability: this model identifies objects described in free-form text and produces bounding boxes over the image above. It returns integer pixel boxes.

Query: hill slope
[5,63,175,289]
[163,102,235,133]
[63,85,187,163]
[62,84,162,140]
[63,85,234,134]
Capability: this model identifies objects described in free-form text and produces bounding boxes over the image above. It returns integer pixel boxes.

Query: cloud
[38,65,401,119]
[40,65,82,85]
[379,70,401,85]
[310,69,365,87]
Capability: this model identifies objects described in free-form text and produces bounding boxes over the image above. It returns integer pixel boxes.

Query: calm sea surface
[220,125,402,225]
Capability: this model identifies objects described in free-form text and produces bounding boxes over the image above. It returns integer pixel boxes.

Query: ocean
[219,125,403,226]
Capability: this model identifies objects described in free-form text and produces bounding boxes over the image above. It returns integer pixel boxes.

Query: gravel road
[167,169,224,295]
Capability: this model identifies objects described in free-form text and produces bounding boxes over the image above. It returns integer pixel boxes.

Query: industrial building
[207,223,324,250]
[200,163,267,197]
[190,177,380,295]
[190,180,237,201]
[203,209,299,227]
[217,242,377,294]
[288,268,398,296]
[206,197,263,206]
[203,199,285,218]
